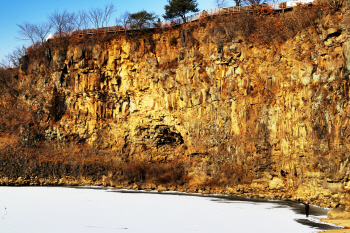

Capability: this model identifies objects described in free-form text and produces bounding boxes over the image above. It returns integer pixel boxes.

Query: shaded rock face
[10,9,350,208]
[135,125,184,147]
[19,55,29,73]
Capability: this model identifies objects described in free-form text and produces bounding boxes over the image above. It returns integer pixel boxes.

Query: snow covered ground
[0,186,340,233]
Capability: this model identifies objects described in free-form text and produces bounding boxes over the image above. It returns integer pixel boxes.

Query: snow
[45,33,55,41]
[286,0,314,7]
[0,186,339,233]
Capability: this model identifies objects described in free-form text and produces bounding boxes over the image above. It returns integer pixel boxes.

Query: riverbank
[321,219,350,232]
[321,208,350,232]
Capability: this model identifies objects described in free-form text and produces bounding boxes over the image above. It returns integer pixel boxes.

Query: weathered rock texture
[2,6,350,209]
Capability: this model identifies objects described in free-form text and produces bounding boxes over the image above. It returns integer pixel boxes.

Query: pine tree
[163,0,199,23]
[127,11,157,30]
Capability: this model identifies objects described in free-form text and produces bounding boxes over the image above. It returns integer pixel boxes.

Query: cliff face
[3,6,350,208]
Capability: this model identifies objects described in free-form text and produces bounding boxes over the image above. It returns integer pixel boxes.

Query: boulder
[269,177,284,190]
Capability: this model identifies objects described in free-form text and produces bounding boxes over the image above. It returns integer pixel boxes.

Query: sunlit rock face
[13,6,350,208]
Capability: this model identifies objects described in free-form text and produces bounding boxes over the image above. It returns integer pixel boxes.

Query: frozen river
[0,186,340,233]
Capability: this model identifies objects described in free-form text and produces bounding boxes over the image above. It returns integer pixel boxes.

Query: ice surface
[0,187,339,233]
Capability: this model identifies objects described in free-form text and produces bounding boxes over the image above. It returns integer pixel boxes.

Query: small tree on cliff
[163,0,199,23]
[127,11,157,30]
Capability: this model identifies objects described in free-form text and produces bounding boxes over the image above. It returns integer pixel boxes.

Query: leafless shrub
[121,161,185,184]
[0,47,26,68]
[282,4,319,38]
[236,11,257,40]
[231,4,320,45]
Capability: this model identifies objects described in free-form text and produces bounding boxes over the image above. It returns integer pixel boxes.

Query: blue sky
[0,0,221,63]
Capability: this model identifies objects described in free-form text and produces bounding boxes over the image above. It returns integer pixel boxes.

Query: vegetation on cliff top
[4,1,328,65]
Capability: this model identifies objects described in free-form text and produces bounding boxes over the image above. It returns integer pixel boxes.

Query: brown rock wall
[4,10,350,209]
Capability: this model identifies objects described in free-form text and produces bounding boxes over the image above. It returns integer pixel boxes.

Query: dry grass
[120,160,186,185]
[205,4,321,46]
[0,134,18,149]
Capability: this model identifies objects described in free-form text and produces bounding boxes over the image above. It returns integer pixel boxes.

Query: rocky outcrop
[2,6,350,209]
[328,208,350,219]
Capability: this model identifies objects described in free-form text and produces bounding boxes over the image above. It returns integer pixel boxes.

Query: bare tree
[88,3,116,29]
[214,0,229,8]
[102,3,116,27]
[17,23,37,45]
[116,11,130,31]
[233,0,244,6]
[17,21,52,44]
[89,8,104,29]
[48,10,76,38]
[34,22,52,43]
[74,10,90,30]
[244,0,266,5]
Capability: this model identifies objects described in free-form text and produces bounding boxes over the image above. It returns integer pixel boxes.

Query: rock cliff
[2,4,350,209]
